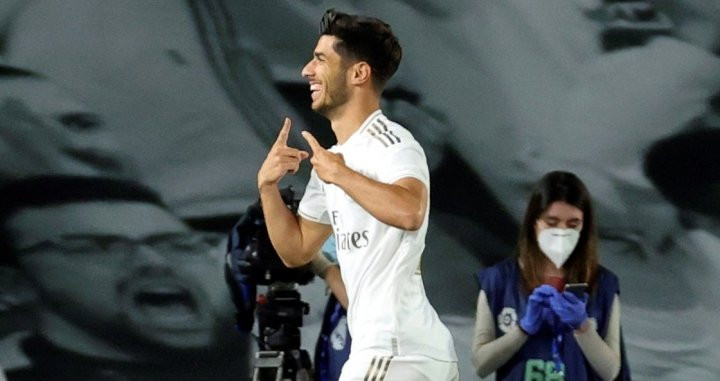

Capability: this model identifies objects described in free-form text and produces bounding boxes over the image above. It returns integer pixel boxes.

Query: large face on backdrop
[8,200,236,355]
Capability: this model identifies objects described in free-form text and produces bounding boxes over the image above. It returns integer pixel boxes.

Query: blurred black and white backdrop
[1,1,719,380]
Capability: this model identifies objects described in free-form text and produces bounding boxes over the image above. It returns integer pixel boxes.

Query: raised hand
[549,290,589,330]
[257,118,309,189]
[301,130,347,184]
[519,284,558,335]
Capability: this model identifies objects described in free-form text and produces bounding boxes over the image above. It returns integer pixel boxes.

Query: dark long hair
[516,171,599,293]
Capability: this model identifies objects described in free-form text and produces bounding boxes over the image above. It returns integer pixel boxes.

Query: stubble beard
[314,71,350,120]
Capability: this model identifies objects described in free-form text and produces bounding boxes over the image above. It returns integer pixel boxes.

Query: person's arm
[301,131,426,231]
[338,173,426,231]
[257,118,331,267]
[259,184,331,267]
[573,294,622,381]
[472,290,528,378]
[310,252,349,309]
[323,265,348,309]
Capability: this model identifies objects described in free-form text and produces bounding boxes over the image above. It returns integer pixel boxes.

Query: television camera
[225,187,316,381]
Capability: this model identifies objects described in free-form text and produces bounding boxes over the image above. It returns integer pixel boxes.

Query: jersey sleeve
[298,169,331,224]
[376,141,429,186]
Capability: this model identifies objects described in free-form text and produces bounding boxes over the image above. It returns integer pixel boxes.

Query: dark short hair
[0,175,166,265]
[319,9,402,88]
[517,171,599,292]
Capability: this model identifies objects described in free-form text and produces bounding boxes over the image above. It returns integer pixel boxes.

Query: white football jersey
[299,110,457,361]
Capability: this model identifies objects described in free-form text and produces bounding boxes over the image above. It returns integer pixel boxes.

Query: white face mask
[537,228,580,269]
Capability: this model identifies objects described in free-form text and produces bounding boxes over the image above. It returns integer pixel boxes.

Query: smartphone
[564,283,588,298]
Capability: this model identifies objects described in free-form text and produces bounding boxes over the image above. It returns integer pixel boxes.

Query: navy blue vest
[476,259,631,380]
[314,294,352,381]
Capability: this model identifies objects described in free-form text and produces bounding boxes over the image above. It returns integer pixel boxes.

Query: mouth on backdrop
[119,277,211,332]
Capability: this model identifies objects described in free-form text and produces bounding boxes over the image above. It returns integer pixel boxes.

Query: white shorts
[339,354,459,381]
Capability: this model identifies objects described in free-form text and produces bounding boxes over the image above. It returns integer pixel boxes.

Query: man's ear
[349,61,372,86]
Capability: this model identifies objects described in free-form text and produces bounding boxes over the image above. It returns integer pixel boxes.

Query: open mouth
[120,279,210,330]
[310,83,322,99]
[134,286,197,317]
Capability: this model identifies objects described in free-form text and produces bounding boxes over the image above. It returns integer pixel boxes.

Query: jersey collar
[338,109,383,148]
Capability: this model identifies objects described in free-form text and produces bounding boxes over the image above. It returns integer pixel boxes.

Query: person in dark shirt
[472,171,630,380]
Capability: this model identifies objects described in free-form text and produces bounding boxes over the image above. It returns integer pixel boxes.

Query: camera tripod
[252,349,313,381]
[251,283,313,381]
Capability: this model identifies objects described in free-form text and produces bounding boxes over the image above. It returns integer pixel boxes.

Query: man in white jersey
[256,9,458,381]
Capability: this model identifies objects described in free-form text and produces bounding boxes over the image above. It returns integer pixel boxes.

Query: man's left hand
[302,131,348,184]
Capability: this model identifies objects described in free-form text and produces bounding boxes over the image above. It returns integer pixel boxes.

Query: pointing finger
[301,131,322,152]
[275,147,309,159]
[274,117,291,146]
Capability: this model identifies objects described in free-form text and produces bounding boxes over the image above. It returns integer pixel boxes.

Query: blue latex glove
[542,304,558,329]
[550,291,589,329]
[519,285,558,335]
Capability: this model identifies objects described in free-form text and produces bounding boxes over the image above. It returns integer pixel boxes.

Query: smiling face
[301,35,352,118]
[9,200,238,356]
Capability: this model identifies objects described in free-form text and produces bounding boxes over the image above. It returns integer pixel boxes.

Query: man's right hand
[257,117,309,190]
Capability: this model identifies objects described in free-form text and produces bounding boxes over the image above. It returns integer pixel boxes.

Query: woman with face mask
[471,171,630,380]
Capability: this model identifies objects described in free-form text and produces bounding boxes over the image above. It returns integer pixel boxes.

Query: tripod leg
[252,351,284,381]
[283,349,314,381]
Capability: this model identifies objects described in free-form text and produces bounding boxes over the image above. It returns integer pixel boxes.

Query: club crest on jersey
[497,307,518,333]
[331,316,349,350]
